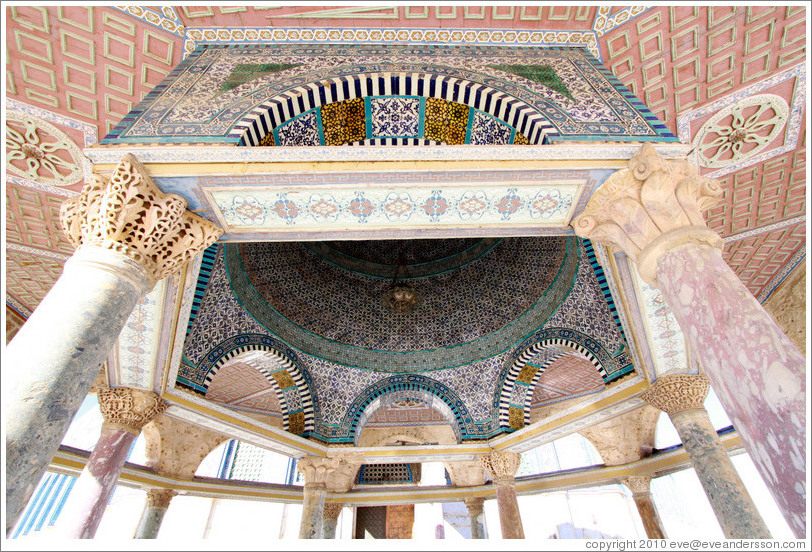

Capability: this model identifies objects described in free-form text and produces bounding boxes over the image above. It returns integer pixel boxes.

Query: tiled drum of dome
[424,98,469,144]
[469,111,513,145]
[275,110,321,146]
[369,97,421,138]
[320,98,366,146]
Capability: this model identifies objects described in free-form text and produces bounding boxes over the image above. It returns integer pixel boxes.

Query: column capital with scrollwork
[572,144,723,285]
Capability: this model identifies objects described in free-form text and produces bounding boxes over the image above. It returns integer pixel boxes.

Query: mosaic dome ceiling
[227,237,576,370]
[181,236,633,443]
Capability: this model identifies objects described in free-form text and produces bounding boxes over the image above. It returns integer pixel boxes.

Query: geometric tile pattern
[5,185,76,255]
[6,6,182,136]
[102,44,677,145]
[529,354,606,407]
[705,147,807,238]
[601,6,807,132]
[722,220,806,300]
[4,250,65,313]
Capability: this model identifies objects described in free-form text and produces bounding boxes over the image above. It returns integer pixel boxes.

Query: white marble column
[641,374,771,538]
[5,154,221,535]
[573,144,806,537]
[134,488,177,539]
[480,451,524,539]
[463,497,487,539]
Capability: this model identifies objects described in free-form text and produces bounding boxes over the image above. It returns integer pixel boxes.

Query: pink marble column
[56,388,166,538]
[573,144,806,537]
[657,244,805,535]
[480,451,524,539]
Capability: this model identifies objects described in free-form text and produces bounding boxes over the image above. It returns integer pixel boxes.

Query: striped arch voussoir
[498,338,606,430]
[202,340,314,435]
[229,72,557,147]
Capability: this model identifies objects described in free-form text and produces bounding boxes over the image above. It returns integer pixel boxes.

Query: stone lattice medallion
[5,110,85,187]
[692,94,790,169]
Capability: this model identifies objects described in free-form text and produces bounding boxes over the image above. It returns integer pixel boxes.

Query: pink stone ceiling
[206,361,282,416]
[530,354,606,407]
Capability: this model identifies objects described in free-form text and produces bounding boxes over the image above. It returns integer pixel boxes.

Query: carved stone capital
[146,488,177,509]
[464,497,485,517]
[323,502,344,520]
[479,451,521,482]
[297,456,342,487]
[572,144,723,285]
[97,388,167,432]
[620,475,653,495]
[640,374,710,415]
[60,154,222,284]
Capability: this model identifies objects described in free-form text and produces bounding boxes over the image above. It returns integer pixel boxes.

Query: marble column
[573,144,806,537]
[620,475,666,539]
[134,488,177,539]
[464,497,486,539]
[642,374,771,538]
[297,457,340,538]
[57,388,167,538]
[322,502,343,539]
[480,451,524,539]
[5,155,221,535]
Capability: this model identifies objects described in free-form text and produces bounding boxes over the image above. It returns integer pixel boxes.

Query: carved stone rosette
[146,488,177,509]
[60,154,222,284]
[97,388,168,432]
[640,374,710,415]
[480,451,521,482]
[572,144,724,284]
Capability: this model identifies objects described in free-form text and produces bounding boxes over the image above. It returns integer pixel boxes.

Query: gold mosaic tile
[508,406,525,429]
[513,131,530,144]
[320,97,366,145]
[288,410,305,434]
[271,369,296,389]
[424,97,469,144]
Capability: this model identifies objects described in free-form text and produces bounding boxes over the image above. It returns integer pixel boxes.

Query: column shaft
[5,247,151,535]
[134,489,176,539]
[631,493,666,539]
[658,244,805,536]
[671,408,771,538]
[134,506,168,539]
[464,497,486,539]
[494,480,524,539]
[322,517,338,539]
[299,484,327,539]
[58,424,138,538]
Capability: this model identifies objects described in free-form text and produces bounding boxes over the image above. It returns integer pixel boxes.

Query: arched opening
[231,73,556,146]
[201,341,315,435]
[499,338,607,430]
[354,388,462,446]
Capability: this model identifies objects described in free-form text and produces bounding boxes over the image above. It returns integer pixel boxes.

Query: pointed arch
[344,374,472,444]
[199,334,315,435]
[498,332,607,430]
